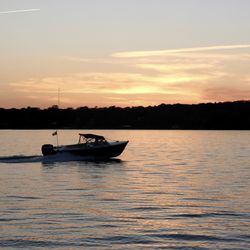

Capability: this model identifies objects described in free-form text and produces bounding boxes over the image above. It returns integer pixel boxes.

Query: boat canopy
[79,133,105,140]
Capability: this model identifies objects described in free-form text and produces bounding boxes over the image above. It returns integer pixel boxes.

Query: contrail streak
[0,9,40,14]
[113,44,250,58]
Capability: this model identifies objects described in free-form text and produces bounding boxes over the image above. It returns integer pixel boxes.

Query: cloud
[113,44,250,58]
[203,87,250,102]
[11,71,208,106]
[63,56,121,65]
[136,63,215,73]
[9,44,250,107]
[0,9,40,15]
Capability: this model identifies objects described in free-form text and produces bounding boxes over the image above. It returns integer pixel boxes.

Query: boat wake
[0,155,43,163]
[0,153,120,164]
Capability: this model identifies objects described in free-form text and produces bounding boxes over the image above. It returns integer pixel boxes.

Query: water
[0,130,249,249]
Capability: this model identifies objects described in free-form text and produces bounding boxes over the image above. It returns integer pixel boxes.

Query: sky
[0,0,250,108]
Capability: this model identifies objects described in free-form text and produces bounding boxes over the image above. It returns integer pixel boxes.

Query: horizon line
[1,100,250,110]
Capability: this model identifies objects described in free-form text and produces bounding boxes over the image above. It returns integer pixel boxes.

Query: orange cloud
[203,87,250,102]
[8,44,250,107]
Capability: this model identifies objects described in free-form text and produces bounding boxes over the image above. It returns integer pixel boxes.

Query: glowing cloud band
[113,44,250,58]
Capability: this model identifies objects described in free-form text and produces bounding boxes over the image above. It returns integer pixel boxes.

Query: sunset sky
[1,0,250,108]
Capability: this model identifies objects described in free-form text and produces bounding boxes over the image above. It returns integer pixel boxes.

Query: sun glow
[5,44,250,107]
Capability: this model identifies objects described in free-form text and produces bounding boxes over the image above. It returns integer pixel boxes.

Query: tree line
[0,101,249,129]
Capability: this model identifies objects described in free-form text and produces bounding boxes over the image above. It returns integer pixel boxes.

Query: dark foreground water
[0,130,249,249]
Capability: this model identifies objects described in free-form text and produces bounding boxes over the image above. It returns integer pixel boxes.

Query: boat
[41,133,128,159]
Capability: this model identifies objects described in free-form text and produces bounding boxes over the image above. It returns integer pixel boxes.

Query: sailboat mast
[58,87,60,108]
[56,88,60,146]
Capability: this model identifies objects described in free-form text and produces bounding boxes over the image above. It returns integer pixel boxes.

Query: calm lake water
[0,130,249,249]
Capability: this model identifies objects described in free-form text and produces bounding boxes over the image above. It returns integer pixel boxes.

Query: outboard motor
[41,144,56,156]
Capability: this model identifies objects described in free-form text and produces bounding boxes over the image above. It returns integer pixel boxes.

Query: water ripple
[0,130,250,249]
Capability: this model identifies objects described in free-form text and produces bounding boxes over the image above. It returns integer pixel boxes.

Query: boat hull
[42,141,128,159]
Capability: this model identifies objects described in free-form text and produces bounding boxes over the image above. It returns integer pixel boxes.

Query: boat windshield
[78,133,107,144]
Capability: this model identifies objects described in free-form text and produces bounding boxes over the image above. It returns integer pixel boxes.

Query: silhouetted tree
[0,101,249,129]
